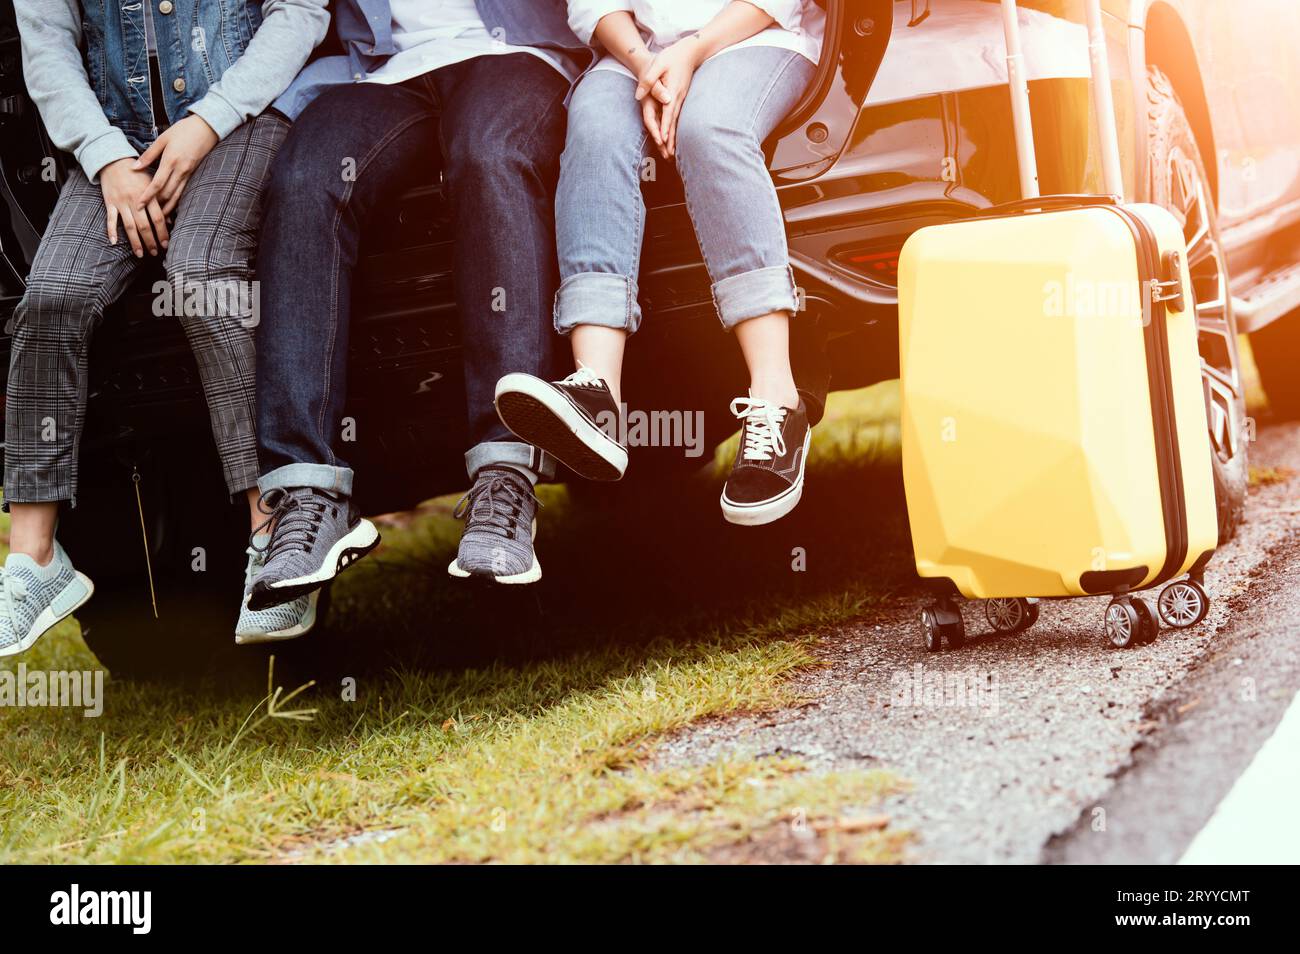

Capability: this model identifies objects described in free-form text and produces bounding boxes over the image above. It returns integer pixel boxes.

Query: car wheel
[1143,67,1247,543]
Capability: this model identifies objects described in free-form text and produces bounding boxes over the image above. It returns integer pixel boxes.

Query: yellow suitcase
[898,0,1218,651]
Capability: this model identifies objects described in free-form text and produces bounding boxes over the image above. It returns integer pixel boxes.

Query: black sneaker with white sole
[721,397,812,526]
[494,366,628,480]
[247,486,380,610]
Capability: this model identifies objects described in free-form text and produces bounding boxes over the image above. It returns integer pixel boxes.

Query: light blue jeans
[554,46,815,335]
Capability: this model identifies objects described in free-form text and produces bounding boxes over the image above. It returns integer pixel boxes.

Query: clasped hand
[98,114,218,257]
[632,36,705,159]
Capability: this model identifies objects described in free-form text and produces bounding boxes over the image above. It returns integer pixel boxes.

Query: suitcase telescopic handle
[1000,0,1126,201]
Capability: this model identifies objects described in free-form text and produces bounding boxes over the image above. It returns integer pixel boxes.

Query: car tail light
[834,245,902,285]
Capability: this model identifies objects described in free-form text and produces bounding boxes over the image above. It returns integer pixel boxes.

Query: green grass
[1239,334,1270,416]
[0,382,914,864]
[1248,465,1294,487]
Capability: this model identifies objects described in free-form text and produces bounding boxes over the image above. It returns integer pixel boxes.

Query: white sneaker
[235,537,319,644]
[0,542,94,657]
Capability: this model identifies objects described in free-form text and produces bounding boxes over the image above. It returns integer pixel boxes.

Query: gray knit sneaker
[0,542,94,658]
[447,466,541,584]
[247,486,379,610]
[235,535,319,644]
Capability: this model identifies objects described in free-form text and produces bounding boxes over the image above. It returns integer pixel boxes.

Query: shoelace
[251,488,329,561]
[243,546,264,588]
[562,364,604,389]
[0,567,28,605]
[453,471,540,538]
[731,397,788,462]
[0,567,29,636]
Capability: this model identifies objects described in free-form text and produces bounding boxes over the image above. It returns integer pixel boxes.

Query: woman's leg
[570,325,628,405]
[673,47,817,525]
[160,112,322,640]
[555,69,653,399]
[5,169,142,554]
[161,111,290,535]
[1,170,140,653]
[733,315,799,410]
[673,48,815,408]
[7,504,59,566]
[494,69,649,480]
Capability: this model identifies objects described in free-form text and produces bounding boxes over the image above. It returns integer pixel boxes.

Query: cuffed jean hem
[466,441,556,484]
[259,462,355,497]
[553,272,642,335]
[711,264,800,330]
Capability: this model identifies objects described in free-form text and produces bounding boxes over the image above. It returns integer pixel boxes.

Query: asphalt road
[653,420,1300,864]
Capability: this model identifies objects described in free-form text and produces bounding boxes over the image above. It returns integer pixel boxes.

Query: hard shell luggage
[897,0,1219,650]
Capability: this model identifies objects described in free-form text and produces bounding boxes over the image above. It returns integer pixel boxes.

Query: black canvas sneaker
[721,397,812,526]
[494,366,628,480]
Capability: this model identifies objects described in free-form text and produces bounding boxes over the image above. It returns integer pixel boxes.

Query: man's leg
[1,170,140,655]
[431,53,569,484]
[431,53,568,584]
[255,82,439,492]
[247,81,439,612]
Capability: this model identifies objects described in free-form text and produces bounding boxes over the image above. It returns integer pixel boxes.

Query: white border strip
[1179,689,1300,864]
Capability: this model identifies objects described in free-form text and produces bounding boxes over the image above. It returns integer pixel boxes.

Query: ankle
[9,539,55,567]
[749,380,800,410]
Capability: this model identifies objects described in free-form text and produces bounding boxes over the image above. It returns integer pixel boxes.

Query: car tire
[1143,67,1248,543]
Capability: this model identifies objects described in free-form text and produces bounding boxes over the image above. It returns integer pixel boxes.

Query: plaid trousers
[4,111,288,507]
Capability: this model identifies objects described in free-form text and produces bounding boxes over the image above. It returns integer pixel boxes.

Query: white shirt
[364,0,571,86]
[568,1,824,80]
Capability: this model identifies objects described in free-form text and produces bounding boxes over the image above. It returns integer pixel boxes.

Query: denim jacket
[16,0,330,181]
[274,0,592,120]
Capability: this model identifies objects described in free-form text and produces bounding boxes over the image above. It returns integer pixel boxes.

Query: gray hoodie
[15,0,329,181]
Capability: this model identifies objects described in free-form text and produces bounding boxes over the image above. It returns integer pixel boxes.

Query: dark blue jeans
[255,54,567,496]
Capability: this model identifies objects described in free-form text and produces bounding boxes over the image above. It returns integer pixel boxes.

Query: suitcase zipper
[1101,205,1189,587]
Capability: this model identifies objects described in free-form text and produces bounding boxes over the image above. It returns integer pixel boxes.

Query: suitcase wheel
[985,597,1039,634]
[1104,599,1138,648]
[1105,596,1157,649]
[922,604,965,652]
[1132,597,1159,646]
[922,608,943,652]
[1157,578,1210,628]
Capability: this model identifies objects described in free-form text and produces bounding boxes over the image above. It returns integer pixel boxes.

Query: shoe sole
[720,430,812,527]
[248,520,380,610]
[235,590,320,645]
[447,518,541,584]
[495,374,627,482]
[447,552,541,585]
[0,571,95,658]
